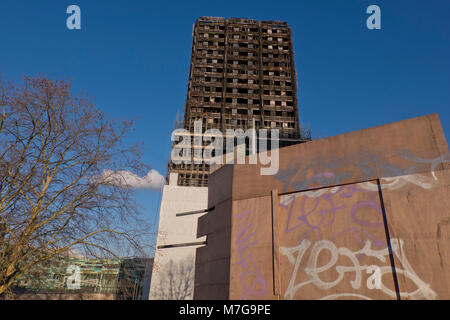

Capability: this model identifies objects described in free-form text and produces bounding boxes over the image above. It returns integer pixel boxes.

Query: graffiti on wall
[274,150,450,193]
[280,183,386,247]
[278,182,437,300]
[232,149,449,300]
[234,210,266,299]
[280,238,437,300]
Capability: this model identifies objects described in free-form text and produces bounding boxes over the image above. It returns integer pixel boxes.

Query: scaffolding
[169,17,310,187]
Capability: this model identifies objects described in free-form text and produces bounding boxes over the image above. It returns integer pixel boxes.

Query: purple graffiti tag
[319,193,346,227]
[284,188,346,245]
[235,210,266,299]
[238,256,266,300]
[281,181,388,248]
[284,196,318,234]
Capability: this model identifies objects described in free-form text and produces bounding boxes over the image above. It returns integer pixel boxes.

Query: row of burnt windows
[223,109,295,117]
[178,174,208,187]
[192,76,255,84]
[194,68,259,76]
[262,44,290,51]
[198,41,290,54]
[211,38,290,48]
[198,23,287,35]
[263,70,292,77]
[190,97,261,104]
[197,40,290,51]
[222,119,295,129]
[188,117,295,130]
[172,163,209,172]
[189,107,295,118]
[189,106,221,113]
[194,66,224,73]
[228,42,259,49]
[195,58,259,66]
[196,57,291,70]
[195,49,258,57]
[197,33,289,42]
[191,86,293,96]
[192,76,294,87]
[195,48,260,57]
[194,67,292,77]
[197,33,225,39]
[198,24,225,31]
[190,96,294,106]
[191,87,261,94]
[197,41,225,48]
[197,59,258,67]
[196,49,225,56]
[189,105,295,116]
[194,49,291,61]
[262,52,290,60]
[229,34,289,42]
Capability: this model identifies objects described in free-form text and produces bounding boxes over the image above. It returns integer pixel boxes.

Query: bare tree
[0,75,153,297]
[152,255,195,300]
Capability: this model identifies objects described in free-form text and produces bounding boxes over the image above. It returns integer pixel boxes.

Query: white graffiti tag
[280,238,437,300]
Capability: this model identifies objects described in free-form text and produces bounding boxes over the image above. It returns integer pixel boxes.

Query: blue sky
[1,0,449,249]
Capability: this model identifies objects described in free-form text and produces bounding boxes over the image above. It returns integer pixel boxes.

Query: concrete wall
[195,113,450,300]
[194,166,234,299]
[149,173,208,300]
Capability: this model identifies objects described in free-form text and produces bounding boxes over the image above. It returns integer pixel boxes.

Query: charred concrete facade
[169,17,309,187]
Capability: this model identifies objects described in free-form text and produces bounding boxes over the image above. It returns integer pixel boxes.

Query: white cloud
[95,169,166,190]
